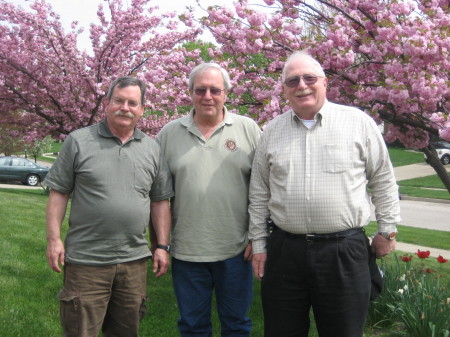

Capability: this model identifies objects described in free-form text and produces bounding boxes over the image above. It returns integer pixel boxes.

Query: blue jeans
[172,252,253,337]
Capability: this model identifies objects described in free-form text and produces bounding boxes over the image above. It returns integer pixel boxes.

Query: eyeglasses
[111,97,140,108]
[284,74,323,88]
[193,88,225,96]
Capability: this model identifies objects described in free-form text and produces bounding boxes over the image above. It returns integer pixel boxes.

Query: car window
[11,158,27,166]
[437,142,450,150]
[0,157,9,165]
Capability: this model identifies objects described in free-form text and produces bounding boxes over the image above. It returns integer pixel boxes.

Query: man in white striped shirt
[249,51,401,337]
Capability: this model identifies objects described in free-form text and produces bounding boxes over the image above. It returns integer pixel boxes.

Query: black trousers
[261,227,371,337]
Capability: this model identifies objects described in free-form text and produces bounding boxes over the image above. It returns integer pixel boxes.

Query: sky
[9,0,241,51]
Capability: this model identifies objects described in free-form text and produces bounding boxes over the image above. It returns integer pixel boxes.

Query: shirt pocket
[134,164,154,196]
[323,144,353,173]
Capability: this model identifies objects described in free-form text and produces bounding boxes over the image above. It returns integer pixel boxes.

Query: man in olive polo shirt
[157,63,261,336]
[44,76,173,337]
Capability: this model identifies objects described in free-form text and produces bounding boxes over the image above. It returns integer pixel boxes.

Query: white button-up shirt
[249,100,401,254]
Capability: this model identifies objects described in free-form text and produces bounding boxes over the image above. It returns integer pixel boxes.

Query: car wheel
[26,174,40,186]
[441,155,450,165]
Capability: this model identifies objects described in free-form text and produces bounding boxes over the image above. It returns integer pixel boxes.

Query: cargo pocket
[58,289,79,335]
[139,296,148,321]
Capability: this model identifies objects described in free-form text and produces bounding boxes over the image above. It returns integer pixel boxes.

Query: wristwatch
[379,232,396,241]
[156,244,171,253]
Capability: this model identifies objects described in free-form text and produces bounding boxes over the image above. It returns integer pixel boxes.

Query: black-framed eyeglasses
[194,88,225,96]
[284,74,323,88]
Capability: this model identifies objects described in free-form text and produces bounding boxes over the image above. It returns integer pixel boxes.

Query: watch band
[379,232,396,241]
[156,244,170,252]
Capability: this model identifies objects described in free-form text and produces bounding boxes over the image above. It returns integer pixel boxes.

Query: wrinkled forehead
[192,69,225,89]
[286,58,320,76]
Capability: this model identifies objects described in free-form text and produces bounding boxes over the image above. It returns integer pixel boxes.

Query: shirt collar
[181,107,232,129]
[290,99,329,127]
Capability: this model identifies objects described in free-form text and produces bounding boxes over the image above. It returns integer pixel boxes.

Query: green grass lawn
[387,146,450,199]
[387,147,424,167]
[0,188,449,336]
[365,222,450,250]
[1,146,448,336]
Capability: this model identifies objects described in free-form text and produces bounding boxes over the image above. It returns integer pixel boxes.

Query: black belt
[271,224,363,242]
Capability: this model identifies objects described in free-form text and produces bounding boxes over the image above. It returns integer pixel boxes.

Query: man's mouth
[295,90,312,98]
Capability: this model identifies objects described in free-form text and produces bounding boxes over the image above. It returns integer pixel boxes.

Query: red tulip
[437,255,448,264]
[401,255,413,262]
[416,250,430,259]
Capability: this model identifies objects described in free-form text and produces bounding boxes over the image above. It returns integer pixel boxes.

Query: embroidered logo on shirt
[224,139,237,152]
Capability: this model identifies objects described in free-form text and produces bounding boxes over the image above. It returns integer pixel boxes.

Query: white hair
[282,51,325,82]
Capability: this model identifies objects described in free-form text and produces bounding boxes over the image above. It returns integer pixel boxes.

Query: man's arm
[248,130,271,280]
[46,189,70,273]
[365,118,401,258]
[150,199,171,277]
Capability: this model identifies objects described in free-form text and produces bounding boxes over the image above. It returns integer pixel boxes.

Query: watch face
[157,244,170,252]
[389,232,396,240]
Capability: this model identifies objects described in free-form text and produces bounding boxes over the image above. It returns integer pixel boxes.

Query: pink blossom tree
[181,0,450,190]
[0,0,200,140]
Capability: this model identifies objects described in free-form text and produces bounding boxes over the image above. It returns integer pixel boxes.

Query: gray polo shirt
[157,108,261,262]
[44,119,174,266]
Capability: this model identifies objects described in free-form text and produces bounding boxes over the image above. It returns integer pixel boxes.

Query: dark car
[0,156,50,186]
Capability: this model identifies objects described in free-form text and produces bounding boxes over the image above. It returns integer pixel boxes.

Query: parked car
[0,156,50,186]
[424,141,450,165]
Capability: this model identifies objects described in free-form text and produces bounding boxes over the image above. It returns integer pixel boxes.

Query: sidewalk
[394,162,450,181]
[395,242,449,258]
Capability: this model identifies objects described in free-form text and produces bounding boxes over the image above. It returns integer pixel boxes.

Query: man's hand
[152,249,170,278]
[371,234,396,258]
[46,239,65,273]
[243,242,252,261]
[251,252,267,281]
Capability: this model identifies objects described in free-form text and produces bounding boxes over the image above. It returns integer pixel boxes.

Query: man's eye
[210,89,222,95]
[303,75,317,83]
[195,88,207,95]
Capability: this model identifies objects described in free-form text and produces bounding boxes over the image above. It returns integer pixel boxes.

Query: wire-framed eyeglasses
[284,74,323,88]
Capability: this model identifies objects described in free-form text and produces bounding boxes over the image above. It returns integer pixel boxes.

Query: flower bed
[367,250,450,337]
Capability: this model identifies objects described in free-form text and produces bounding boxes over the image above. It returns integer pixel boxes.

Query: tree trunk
[423,145,450,193]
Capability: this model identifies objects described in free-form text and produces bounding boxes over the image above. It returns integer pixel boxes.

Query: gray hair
[107,76,146,105]
[189,63,231,92]
[282,51,325,82]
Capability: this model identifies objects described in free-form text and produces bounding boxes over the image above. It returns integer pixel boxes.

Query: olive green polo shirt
[157,108,261,262]
[44,119,174,266]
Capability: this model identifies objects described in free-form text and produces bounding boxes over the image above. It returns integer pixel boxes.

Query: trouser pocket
[139,296,148,321]
[58,289,79,336]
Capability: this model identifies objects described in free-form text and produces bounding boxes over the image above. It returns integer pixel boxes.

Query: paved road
[371,199,450,232]
[398,199,449,231]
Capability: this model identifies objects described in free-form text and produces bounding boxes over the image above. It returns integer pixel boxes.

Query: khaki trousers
[58,258,148,337]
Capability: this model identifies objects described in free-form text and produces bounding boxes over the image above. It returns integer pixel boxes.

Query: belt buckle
[306,234,316,242]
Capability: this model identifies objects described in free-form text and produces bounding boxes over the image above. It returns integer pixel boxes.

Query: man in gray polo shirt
[157,63,261,336]
[44,76,173,337]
